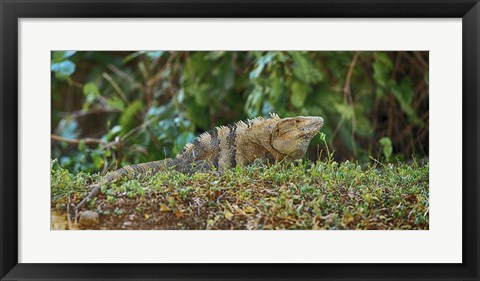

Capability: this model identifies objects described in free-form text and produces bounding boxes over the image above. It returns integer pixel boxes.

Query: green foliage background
[51,51,429,173]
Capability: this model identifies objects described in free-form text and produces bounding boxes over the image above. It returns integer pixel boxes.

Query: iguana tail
[74,158,179,213]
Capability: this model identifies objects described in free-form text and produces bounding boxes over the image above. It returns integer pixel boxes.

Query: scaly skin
[74,113,324,212]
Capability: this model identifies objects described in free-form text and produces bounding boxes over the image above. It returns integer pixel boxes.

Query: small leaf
[110,125,122,135]
[168,196,175,207]
[160,204,171,212]
[379,137,393,162]
[224,210,234,220]
[51,60,76,76]
[83,82,100,103]
[175,209,184,218]
[104,125,122,142]
[344,212,354,224]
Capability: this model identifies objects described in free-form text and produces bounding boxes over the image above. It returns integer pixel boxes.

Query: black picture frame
[1,0,479,280]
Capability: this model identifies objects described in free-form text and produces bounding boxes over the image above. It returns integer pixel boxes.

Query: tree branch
[51,134,107,145]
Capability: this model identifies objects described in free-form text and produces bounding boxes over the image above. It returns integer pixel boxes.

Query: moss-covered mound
[51,159,429,230]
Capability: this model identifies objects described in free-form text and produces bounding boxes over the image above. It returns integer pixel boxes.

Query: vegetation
[51,51,428,173]
[51,157,429,230]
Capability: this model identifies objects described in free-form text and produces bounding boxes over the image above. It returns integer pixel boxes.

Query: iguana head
[271,116,324,159]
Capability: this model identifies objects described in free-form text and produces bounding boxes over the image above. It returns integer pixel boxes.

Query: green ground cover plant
[51,157,429,230]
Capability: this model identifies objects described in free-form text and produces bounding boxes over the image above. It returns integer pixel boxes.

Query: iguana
[74,113,324,212]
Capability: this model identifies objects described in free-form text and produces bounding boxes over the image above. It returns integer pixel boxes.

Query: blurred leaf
[51,60,76,77]
[391,78,424,126]
[138,61,148,80]
[245,86,264,117]
[107,96,126,111]
[373,52,393,90]
[174,132,196,155]
[146,51,164,59]
[249,53,275,80]
[186,100,209,130]
[261,100,274,116]
[83,82,100,97]
[104,125,122,142]
[224,210,234,220]
[91,151,104,169]
[147,104,174,120]
[52,51,76,63]
[78,140,86,151]
[82,82,100,109]
[290,81,308,108]
[355,114,374,137]
[184,52,210,81]
[193,84,211,107]
[290,52,323,83]
[334,103,354,120]
[120,100,143,134]
[379,137,393,162]
[56,118,79,139]
[269,74,285,103]
[157,119,175,141]
[160,204,171,212]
